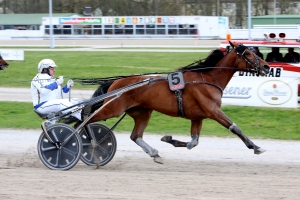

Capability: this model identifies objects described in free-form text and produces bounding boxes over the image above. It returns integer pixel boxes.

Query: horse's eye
[245,51,250,56]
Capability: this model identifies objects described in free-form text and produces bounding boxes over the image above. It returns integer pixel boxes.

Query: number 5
[171,73,180,85]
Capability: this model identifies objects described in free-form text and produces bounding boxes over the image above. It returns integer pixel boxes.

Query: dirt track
[0,128,299,200]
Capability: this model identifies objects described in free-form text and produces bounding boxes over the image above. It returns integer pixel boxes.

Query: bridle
[0,54,9,70]
[234,45,261,75]
[0,54,7,64]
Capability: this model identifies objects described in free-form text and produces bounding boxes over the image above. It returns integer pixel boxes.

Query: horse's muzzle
[259,64,270,76]
[0,62,9,70]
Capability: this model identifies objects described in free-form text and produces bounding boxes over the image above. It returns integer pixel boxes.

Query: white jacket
[31,73,69,108]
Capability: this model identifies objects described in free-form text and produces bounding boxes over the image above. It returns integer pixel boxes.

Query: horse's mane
[178,49,224,72]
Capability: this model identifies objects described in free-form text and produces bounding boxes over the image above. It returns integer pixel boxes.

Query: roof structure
[248,14,300,27]
[251,14,300,19]
[0,13,81,25]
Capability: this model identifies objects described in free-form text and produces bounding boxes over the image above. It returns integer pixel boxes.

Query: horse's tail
[60,80,114,125]
[90,80,114,111]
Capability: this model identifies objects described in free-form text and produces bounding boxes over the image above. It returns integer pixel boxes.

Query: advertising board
[222,77,298,108]
[0,50,24,61]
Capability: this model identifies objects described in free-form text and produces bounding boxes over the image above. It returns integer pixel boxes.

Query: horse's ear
[229,40,236,48]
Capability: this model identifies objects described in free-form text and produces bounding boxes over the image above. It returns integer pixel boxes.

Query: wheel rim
[38,124,82,170]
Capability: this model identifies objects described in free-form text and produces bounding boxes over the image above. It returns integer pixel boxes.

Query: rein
[180,66,257,73]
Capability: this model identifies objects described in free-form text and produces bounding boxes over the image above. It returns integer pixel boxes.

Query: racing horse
[0,54,9,70]
[82,41,270,164]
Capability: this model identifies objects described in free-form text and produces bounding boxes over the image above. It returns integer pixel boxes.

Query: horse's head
[229,41,270,76]
[0,54,9,70]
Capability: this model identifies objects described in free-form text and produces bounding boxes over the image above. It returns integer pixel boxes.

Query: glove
[56,76,64,85]
[67,79,74,88]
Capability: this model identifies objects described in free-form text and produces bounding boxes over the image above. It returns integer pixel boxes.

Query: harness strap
[189,72,223,96]
[185,81,223,96]
[174,90,185,118]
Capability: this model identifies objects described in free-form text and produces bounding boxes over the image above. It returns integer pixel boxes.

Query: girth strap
[174,90,185,118]
[166,71,186,118]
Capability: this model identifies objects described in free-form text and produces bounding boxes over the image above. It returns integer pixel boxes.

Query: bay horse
[81,41,270,164]
[0,54,9,70]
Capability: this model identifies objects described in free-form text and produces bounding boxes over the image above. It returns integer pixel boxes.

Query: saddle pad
[167,71,185,91]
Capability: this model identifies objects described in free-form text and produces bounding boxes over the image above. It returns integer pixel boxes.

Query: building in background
[0,13,80,30]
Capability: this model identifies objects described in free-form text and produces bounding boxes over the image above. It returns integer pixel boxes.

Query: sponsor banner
[59,17,102,24]
[235,66,300,84]
[0,50,24,61]
[58,16,183,25]
[222,77,298,108]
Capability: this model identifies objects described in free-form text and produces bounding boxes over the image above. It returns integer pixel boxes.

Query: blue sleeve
[62,85,70,93]
[44,82,58,90]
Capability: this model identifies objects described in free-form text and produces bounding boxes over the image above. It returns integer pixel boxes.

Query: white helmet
[37,59,57,73]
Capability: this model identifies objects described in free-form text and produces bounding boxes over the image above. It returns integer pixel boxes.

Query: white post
[49,0,55,48]
[248,0,251,40]
[274,0,276,25]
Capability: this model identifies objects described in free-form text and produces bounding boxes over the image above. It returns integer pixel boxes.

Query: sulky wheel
[80,123,117,167]
[37,123,82,170]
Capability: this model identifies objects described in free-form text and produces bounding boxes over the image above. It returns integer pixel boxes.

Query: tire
[80,123,117,166]
[37,123,82,170]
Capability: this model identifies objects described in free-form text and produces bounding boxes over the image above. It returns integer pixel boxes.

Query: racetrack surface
[0,128,299,200]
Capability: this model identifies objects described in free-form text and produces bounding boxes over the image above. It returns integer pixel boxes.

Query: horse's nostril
[264,65,270,70]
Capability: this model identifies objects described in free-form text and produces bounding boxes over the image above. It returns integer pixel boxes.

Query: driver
[31,59,82,126]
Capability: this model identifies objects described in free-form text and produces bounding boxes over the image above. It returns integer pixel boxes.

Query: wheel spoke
[82,141,91,147]
[95,131,111,145]
[95,143,109,155]
[41,145,57,152]
[61,145,79,156]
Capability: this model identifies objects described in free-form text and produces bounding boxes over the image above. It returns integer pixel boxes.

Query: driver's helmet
[37,59,57,73]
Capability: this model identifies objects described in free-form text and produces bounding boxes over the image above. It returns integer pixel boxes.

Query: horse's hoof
[187,140,198,150]
[254,147,267,155]
[153,155,163,164]
[187,135,199,150]
[161,135,172,142]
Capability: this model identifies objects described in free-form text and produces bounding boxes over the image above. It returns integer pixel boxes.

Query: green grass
[0,50,299,140]
[0,101,299,140]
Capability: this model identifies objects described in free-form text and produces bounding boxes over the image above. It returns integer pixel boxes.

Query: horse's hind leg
[126,107,163,164]
[161,120,202,150]
[213,109,266,154]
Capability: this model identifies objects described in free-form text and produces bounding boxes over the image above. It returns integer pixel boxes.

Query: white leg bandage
[136,138,158,157]
[229,122,237,132]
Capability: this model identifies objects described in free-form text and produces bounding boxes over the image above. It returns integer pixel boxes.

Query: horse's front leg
[214,109,266,154]
[229,122,266,154]
[161,120,202,150]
